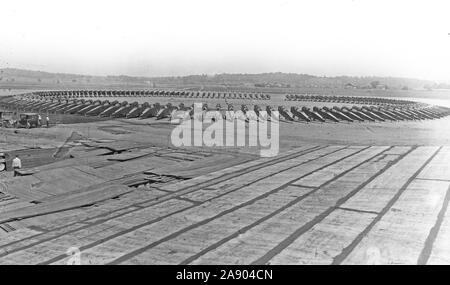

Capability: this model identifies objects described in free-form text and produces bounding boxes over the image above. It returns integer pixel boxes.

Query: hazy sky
[0,0,449,81]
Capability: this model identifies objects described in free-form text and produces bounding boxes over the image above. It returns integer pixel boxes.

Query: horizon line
[0,66,448,84]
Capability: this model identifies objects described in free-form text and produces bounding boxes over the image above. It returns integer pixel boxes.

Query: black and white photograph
[0,0,450,269]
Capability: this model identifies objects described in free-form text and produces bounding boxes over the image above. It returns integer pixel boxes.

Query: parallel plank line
[0,145,323,252]
[332,146,442,264]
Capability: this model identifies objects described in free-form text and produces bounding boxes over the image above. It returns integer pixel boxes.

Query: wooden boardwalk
[0,145,449,264]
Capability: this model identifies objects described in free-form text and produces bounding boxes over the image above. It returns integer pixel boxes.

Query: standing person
[38,114,42,127]
[12,155,22,177]
[46,115,50,128]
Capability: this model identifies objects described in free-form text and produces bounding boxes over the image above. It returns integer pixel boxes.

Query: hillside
[1,68,448,91]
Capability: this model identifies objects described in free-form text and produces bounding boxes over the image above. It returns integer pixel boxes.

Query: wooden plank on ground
[0,228,42,248]
[269,209,376,264]
[92,156,175,180]
[47,148,360,265]
[341,146,438,213]
[2,177,51,201]
[157,145,319,192]
[292,146,388,187]
[0,199,194,265]
[342,179,449,264]
[25,166,105,196]
[14,190,164,232]
[416,146,450,181]
[179,146,347,199]
[159,152,198,161]
[96,141,149,152]
[22,155,110,174]
[190,149,409,265]
[0,184,133,224]
[427,193,450,264]
[382,147,412,155]
[119,186,315,264]
[0,201,32,213]
[68,147,112,158]
[106,149,154,162]
[149,154,252,180]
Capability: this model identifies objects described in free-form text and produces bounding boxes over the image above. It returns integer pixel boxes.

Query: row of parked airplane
[4,94,450,123]
[285,94,419,107]
[30,90,271,100]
